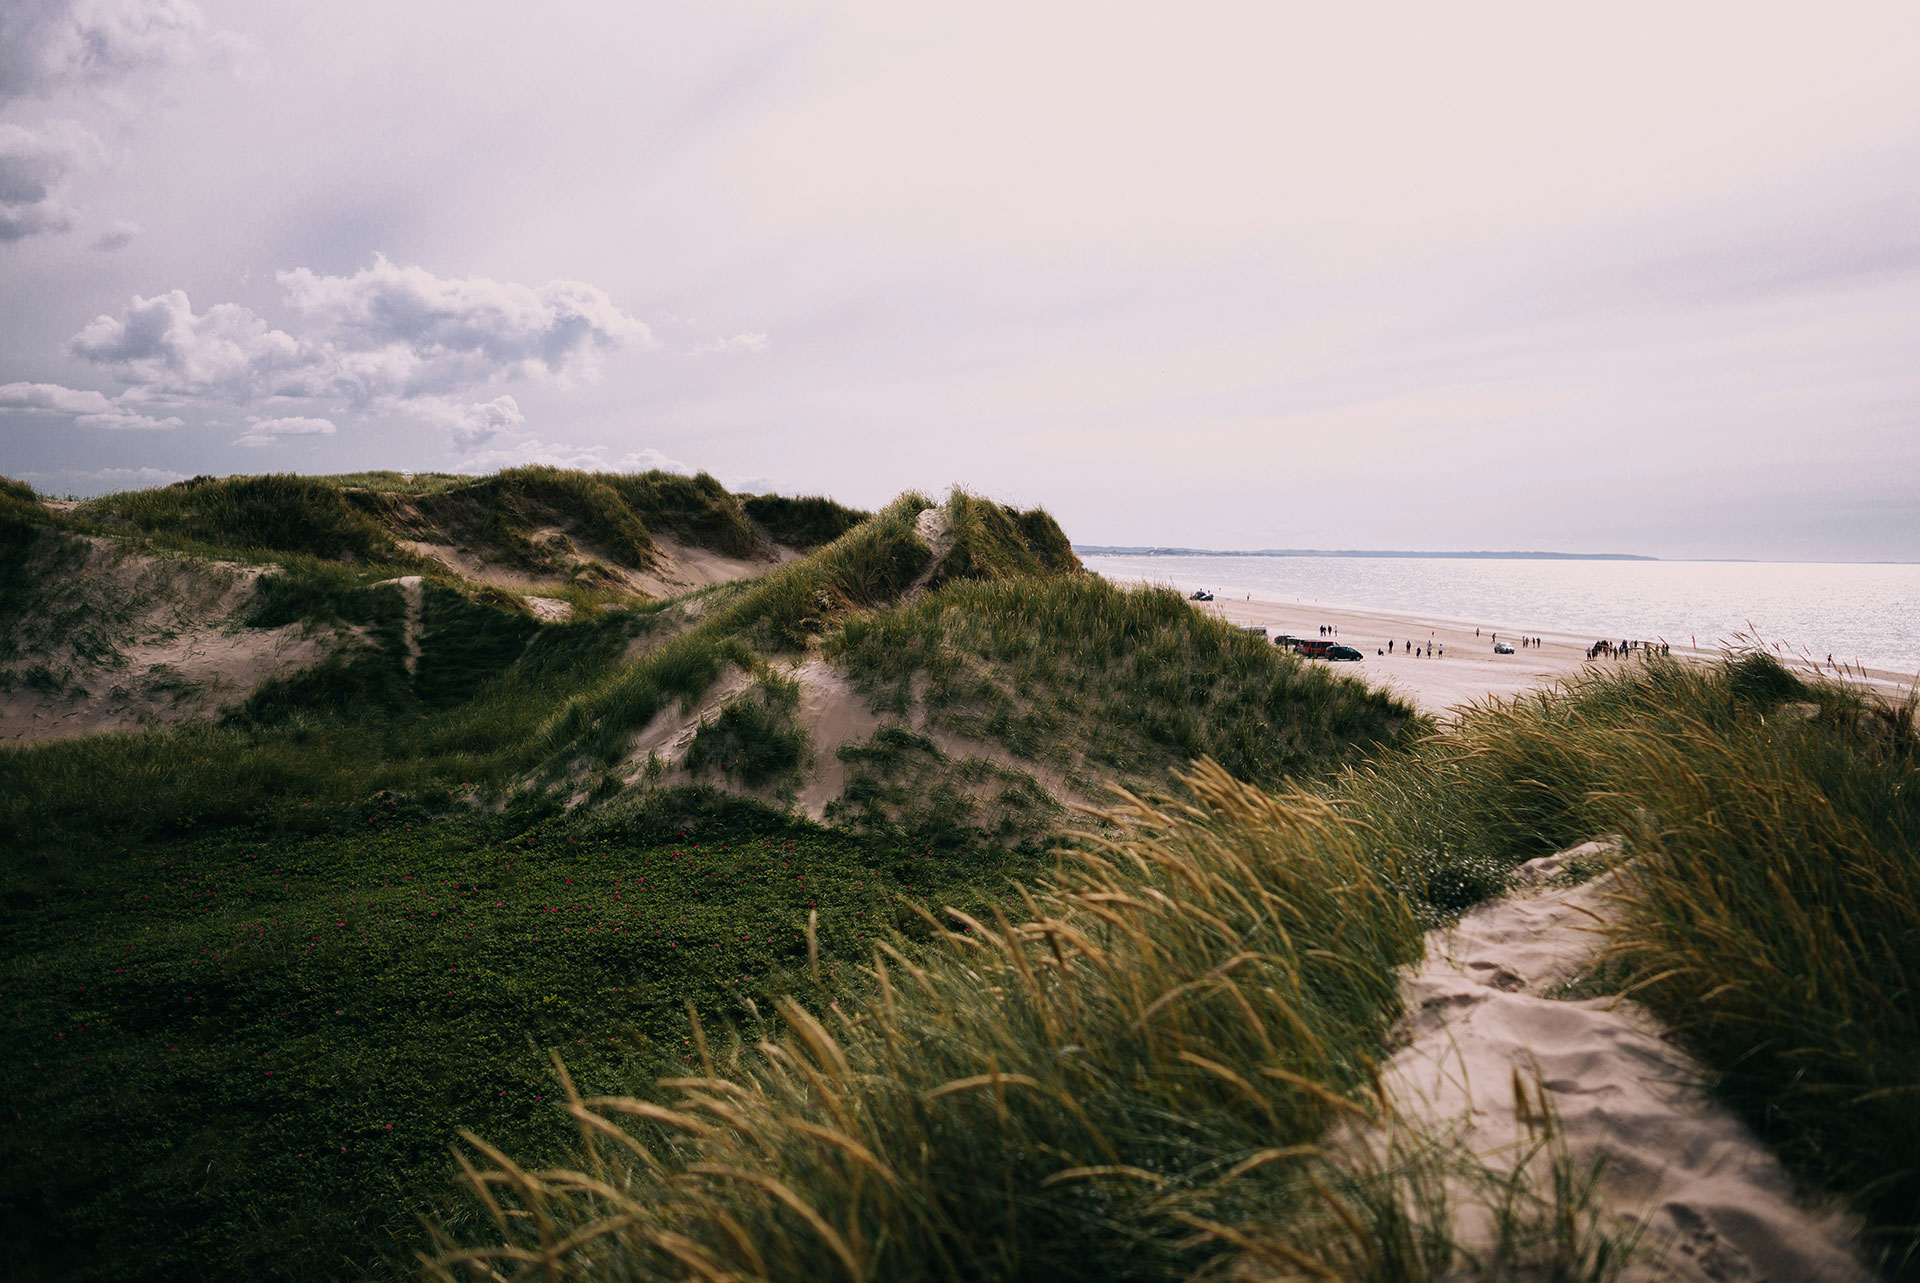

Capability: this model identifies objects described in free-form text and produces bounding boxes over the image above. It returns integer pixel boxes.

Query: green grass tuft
[80,474,409,564]
[741,492,873,549]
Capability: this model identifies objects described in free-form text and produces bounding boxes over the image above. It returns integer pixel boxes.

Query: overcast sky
[1,1,1916,559]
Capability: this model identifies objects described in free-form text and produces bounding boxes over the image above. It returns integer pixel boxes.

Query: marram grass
[426,763,1639,1282]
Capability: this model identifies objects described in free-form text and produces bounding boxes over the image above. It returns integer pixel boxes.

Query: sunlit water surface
[1081,554,1920,676]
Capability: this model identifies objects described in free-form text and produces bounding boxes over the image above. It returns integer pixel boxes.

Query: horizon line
[1074,546,1920,565]
[1073,545,1660,561]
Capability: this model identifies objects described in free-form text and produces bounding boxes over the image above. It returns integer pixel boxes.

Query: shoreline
[1091,567,1918,717]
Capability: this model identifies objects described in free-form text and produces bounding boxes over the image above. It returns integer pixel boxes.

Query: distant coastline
[1075,546,1658,561]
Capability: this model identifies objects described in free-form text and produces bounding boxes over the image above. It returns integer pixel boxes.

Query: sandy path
[1382,842,1872,1281]
[1093,569,1915,717]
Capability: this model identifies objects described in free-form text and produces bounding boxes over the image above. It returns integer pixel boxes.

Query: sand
[1092,569,1916,717]
[1377,843,1872,1280]
[2,538,358,742]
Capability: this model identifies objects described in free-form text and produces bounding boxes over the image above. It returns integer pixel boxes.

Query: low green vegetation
[536,493,938,774]
[437,653,1918,1280]
[428,764,1638,1282]
[1,788,1032,1281]
[741,492,872,549]
[81,473,414,565]
[830,572,1418,798]
[829,727,1064,851]
[9,465,1913,1279]
[683,674,808,789]
[922,490,1081,585]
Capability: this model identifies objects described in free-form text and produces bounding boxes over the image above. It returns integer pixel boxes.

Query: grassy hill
[428,654,1920,1283]
[0,471,1422,1281]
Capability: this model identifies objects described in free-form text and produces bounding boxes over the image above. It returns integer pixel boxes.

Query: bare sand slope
[3,538,357,742]
[1384,843,1871,1281]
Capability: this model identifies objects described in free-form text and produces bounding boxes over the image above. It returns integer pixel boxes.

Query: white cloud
[279,254,654,396]
[77,406,183,429]
[403,394,525,448]
[89,218,139,251]
[67,289,309,398]
[0,379,179,427]
[48,259,670,449]
[456,438,692,475]
[232,414,336,446]
[0,0,207,106]
[0,119,103,243]
[0,380,114,413]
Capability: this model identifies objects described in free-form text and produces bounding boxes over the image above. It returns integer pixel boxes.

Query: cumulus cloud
[89,218,138,251]
[0,119,103,242]
[67,288,308,398]
[0,380,114,413]
[18,258,694,453]
[76,406,182,429]
[278,254,654,396]
[403,394,525,448]
[0,0,207,106]
[233,414,335,447]
[0,378,179,427]
[66,260,653,411]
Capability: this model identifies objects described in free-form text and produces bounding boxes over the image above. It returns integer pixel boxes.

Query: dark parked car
[1273,634,1305,650]
[1325,644,1363,662]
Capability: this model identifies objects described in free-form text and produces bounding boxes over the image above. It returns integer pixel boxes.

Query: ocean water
[1080,553,1920,676]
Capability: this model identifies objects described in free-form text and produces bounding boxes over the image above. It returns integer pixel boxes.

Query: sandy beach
[1094,569,1917,717]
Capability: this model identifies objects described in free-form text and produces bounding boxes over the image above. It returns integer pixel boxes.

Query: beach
[1094,571,1916,717]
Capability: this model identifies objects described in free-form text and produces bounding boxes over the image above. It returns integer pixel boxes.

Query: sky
[1,1,1916,560]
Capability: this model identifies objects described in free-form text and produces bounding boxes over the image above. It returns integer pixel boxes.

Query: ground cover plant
[0,787,1036,1282]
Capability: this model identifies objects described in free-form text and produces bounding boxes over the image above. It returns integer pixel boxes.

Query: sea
[1079,553,1920,677]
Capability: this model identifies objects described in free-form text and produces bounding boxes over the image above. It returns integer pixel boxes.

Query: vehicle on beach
[1272,634,1305,651]
[1493,640,1515,654]
[1239,625,1269,639]
[1189,589,1214,601]
[1297,639,1333,658]
[1325,644,1363,662]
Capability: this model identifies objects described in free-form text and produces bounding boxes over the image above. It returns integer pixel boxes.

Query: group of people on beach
[1588,639,1671,660]
[1385,639,1441,658]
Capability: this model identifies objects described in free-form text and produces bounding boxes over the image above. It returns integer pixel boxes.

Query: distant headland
[1074,546,1659,561]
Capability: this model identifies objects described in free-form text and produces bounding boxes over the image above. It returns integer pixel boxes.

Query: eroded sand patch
[3,537,357,741]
